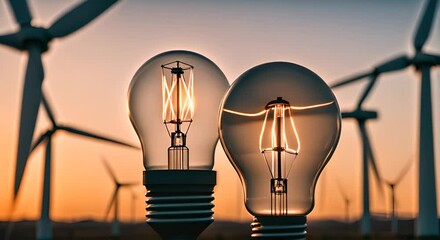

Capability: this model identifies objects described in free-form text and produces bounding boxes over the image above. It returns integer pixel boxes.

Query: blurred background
[0,0,439,238]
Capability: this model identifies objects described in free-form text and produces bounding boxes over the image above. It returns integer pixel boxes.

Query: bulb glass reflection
[219,62,341,216]
[129,50,229,170]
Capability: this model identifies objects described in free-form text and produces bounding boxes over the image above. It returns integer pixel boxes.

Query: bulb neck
[271,178,288,215]
[171,131,186,147]
[168,131,189,170]
[251,215,307,239]
[144,170,216,240]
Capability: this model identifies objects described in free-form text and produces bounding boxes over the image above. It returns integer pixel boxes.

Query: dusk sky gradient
[0,0,439,223]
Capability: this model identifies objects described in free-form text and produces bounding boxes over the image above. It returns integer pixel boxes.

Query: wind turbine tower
[332,77,383,235]
[331,0,440,236]
[384,159,413,234]
[103,159,137,238]
[337,179,352,224]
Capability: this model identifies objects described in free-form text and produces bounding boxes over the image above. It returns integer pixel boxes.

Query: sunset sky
[0,0,439,223]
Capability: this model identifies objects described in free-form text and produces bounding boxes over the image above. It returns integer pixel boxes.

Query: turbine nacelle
[341,110,378,121]
[413,52,440,66]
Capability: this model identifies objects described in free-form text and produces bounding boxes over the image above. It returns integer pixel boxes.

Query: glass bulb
[219,62,341,216]
[128,50,229,170]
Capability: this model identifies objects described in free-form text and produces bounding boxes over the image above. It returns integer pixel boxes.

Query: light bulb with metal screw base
[219,62,341,239]
[128,50,229,240]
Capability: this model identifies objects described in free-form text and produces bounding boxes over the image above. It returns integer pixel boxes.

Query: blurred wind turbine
[333,77,383,235]
[0,0,119,203]
[130,188,138,223]
[23,92,138,240]
[317,169,328,212]
[384,158,413,234]
[336,179,351,224]
[331,0,440,236]
[103,158,137,238]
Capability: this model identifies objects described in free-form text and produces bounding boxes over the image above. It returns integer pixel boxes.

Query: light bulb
[128,50,229,239]
[219,62,341,237]
[128,50,229,170]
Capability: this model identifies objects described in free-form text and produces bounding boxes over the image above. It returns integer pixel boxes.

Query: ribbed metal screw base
[251,215,307,239]
[144,170,216,240]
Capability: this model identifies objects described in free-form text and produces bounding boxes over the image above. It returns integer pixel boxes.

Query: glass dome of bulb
[128,50,229,170]
[219,62,341,216]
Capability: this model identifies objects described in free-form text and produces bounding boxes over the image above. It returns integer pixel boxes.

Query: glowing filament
[224,97,334,215]
[259,98,299,180]
[162,64,194,125]
[161,61,194,170]
[223,99,335,179]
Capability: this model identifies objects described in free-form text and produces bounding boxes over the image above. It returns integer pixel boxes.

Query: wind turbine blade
[14,45,44,199]
[41,93,56,127]
[48,0,118,38]
[330,71,373,89]
[0,33,22,49]
[374,55,410,74]
[8,0,32,26]
[394,157,413,185]
[413,0,438,51]
[60,126,139,149]
[30,131,50,154]
[102,158,117,183]
[104,189,118,220]
[360,124,384,196]
[357,74,378,109]
[121,182,138,187]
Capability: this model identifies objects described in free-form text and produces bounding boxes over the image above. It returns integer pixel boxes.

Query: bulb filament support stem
[162,61,194,170]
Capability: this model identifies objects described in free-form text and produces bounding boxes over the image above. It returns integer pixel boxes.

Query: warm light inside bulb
[223,98,335,215]
[162,61,194,126]
[260,98,300,181]
[219,62,341,216]
[161,61,195,170]
[128,50,229,170]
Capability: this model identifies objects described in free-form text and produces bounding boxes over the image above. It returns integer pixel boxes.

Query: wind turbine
[333,76,383,235]
[102,158,137,238]
[383,158,413,235]
[330,0,440,236]
[0,0,119,204]
[23,92,138,240]
[130,188,138,223]
[336,179,351,224]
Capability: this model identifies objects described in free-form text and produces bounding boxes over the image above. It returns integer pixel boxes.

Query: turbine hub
[17,26,51,52]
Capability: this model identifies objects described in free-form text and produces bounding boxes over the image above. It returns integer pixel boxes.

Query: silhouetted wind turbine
[0,0,119,203]
[332,76,383,235]
[336,179,351,224]
[24,92,138,240]
[384,158,413,234]
[331,0,439,236]
[103,158,137,238]
[318,170,328,212]
[130,188,138,223]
